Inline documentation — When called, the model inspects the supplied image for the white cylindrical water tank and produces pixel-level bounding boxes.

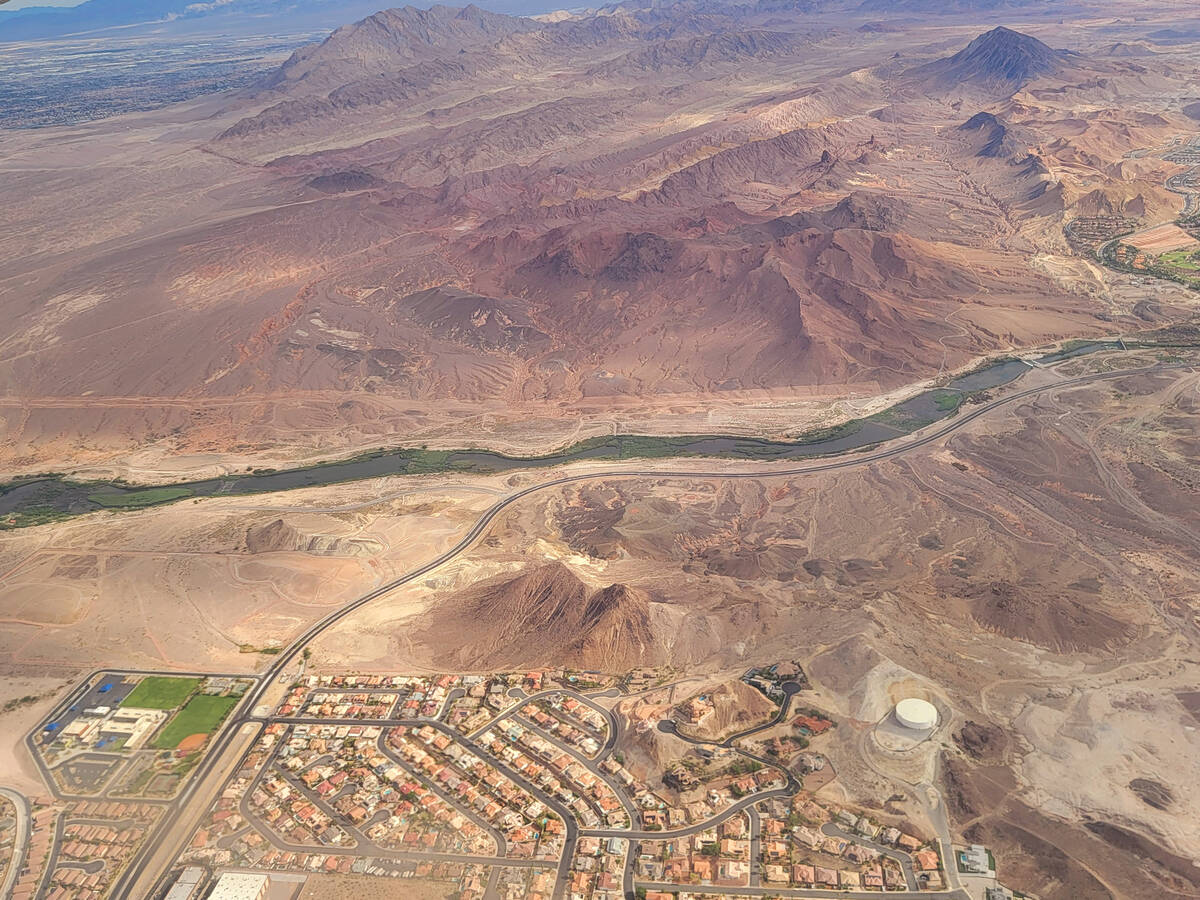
[895,698,938,731]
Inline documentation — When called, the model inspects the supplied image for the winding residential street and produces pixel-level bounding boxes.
[747,804,762,887]
[820,822,917,891]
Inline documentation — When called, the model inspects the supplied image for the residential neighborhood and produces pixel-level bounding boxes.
[159,666,1008,899]
[17,664,1030,900]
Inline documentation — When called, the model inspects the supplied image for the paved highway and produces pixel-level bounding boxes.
[0,787,31,900]
[108,359,1187,898]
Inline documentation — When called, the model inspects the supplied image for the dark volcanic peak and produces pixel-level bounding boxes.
[957,109,1038,159]
[600,232,678,281]
[959,111,1009,157]
[823,190,908,231]
[957,26,1065,79]
[911,26,1073,92]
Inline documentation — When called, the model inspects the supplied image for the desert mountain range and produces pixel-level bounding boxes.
[2,3,1197,471]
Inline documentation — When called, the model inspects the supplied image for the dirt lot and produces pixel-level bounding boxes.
[298,874,463,899]
[1124,223,1200,252]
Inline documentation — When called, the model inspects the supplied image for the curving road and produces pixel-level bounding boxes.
[0,787,31,900]
[820,822,917,890]
[110,359,1188,898]
[662,679,803,750]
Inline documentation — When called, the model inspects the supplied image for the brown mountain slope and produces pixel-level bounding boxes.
[245,518,383,557]
[2,2,1196,470]
[418,562,661,671]
[263,4,538,93]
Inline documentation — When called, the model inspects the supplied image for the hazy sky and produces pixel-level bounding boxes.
[0,0,570,14]
[2,0,88,9]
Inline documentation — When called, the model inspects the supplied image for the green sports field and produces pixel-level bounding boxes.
[120,676,202,710]
[151,695,238,749]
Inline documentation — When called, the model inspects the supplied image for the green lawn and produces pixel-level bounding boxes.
[1158,249,1200,271]
[151,695,238,749]
[88,487,194,508]
[934,391,963,412]
[121,676,201,710]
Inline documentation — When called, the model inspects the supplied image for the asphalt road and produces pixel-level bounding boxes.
[635,881,971,900]
[108,359,1187,898]
[36,813,66,899]
[921,767,964,894]
[821,822,917,890]
[0,787,31,900]
[747,803,762,887]
[581,786,794,842]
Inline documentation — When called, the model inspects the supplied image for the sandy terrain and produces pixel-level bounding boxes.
[1124,222,1200,252]
[0,674,73,796]
[298,874,463,899]
[0,480,505,673]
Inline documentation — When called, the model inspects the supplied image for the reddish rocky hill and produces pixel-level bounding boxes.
[419,562,661,670]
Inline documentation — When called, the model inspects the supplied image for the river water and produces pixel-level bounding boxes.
[1,358,1031,520]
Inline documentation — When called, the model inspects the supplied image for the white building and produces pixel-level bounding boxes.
[207,872,269,900]
[960,844,992,874]
[164,867,205,900]
[101,707,169,750]
[895,698,938,731]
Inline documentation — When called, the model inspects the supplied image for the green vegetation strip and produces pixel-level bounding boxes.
[88,487,193,508]
[151,694,237,750]
[934,392,963,411]
[1100,238,1200,290]
[4,339,1197,531]
[0,507,75,530]
[120,676,202,710]
[1159,249,1200,271]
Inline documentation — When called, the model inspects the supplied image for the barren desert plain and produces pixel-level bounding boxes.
[3,0,1200,899]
